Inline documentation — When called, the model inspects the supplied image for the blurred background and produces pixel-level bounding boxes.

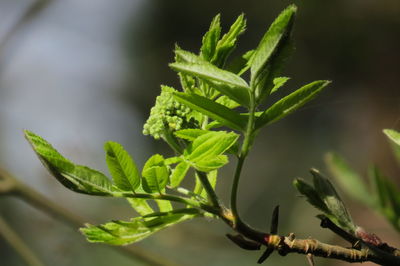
[0,0,399,265]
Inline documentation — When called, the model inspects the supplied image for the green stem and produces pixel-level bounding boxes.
[196,171,221,208]
[162,129,221,212]
[162,130,183,154]
[231,97,256,222]
[119,192,219,215]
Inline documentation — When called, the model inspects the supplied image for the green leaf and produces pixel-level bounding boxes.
[69,165,114,195]
[174,129,210,141]
[155,193,173,212]
[170,54,250,106]
[325,152,374,207]
[192,155,228,172]
[201,170,217,199]
[105,141,140,192]
[186,131,238,162]
[164,156,182,165]
[81,212,198,245]
[383,129,400,165]
[383,129,400,147]
[173,92,247,131]
[256,80,331,129]
[215,95,240,109]
[270,77,290,94]
[127,198,154,216]
[293,178,330,214]
[310,169,356,232]
[250,5,296,95]
[227,50,255,75]
[200,14,221,61]
[142,154,169,193]
[211,14,246,67]
[170,161,191,188]
[25,130,113,195]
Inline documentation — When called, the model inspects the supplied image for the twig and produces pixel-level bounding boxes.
[0,168,181,266]
[0,216,45,266]
[221,209,400,265]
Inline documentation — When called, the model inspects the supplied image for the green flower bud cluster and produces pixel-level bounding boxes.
[143,86,198,139]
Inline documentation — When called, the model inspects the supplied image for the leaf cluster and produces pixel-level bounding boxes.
[25,4,331,248]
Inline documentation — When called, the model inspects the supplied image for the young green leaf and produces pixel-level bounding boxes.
[256,80,331,129]
[215,95,240,109]
[293,178,330,214]
[186,131,238,162]
[211,14,246,67]
[383,129,400,147]
[173,92,247,131]
[310,169,356,232]
[270,77,291,94]
[142,154,169,193]
[174,129,210,141]
[170,161,190,188]
[155,193,173,212]
[170,56,250,106]
[250,5,296,92]
[192,155,228,172]
[105,141,140,192]
[69,165,114,195]
[325,152,374,208]
[127,198,154,216]
[227,50,255,76]
[25,130,113,195]
[200,14,221,61]
[81,212,198,245]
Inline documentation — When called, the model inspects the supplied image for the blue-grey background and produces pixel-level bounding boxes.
[0,1,399,265]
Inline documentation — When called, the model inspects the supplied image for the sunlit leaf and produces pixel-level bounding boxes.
[174,129,210,141]
[256,80,330,129]
[170,161,190,188]
[142,154,169,193]
[186,131,238,162]
[200,14,221,61]
[270,77,290,94]
[383,129,400,147]
[250,5,296,100]
[173,92,247,131]
[105,141,140,192]
[25,130,113,195]
[170,51,250,106]
[81,212,199,245]
[211,14,246,67]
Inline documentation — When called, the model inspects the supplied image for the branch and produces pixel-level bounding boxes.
[0,168,181,266]
[0,216,44,266]
[220,208,400,265]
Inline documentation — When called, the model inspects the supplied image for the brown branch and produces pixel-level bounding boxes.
[0,216,45,266]
[221,209,400,265]
[0,168,181,266]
